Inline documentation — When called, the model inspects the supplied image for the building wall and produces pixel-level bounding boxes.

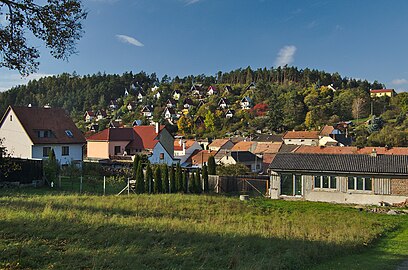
[391,179,408,196]
[159,128,174,159]
[283,138,318,146]
[87,141,110,159]
[0,109,33,159]
[108,141,130,156]
[148,142,174,166]
[269,172,408,205]
[32,144,83,165]
[209,141,234,152]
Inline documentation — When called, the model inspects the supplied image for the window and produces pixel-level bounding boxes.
[314,175,336,189]
[37,130,54,138]
[62,146,69,156]
[348,176,372,191]
[114,146,121,155]
[65,130,74,138]
[160,153,164,159]
[43,147,51,157]
[9,115,12,121]
[280,174,302,196]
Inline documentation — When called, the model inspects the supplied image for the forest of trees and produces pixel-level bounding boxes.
[1,66,408,146]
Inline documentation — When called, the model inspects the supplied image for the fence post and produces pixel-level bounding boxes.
[80,176,83,194]
[127,178,130,196]
[103,176,106,196]
[59,175,61,188]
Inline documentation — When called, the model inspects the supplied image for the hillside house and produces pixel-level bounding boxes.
[172,90,181,101]
[135,90,145,103]
[370,89,396,98]
[141,105,153,118]
[190,150,217,168]
[225,109,235,119]
[0,106,86,165]
[166,98,176,108]
[207,86,218,96]
[183,98,194,109]
[194,116,205,127]
[126,102,137,111]
[96,109,107,121]
[269,153,408,205]
[84,111,95,122]
[191,84,202,97]
[283,131,320,146]
[240,97,252,110]
[109,100,118,110]
[245,82,256,91]
[163,107,177,122]
[224,85,232,94]
[218,98,229,109]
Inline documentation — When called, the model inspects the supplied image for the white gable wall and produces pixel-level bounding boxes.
[0,109,33,158]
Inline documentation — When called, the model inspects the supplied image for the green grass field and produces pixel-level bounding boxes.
[0,189,407,269]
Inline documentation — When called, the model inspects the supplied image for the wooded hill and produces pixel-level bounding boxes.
[1,66,408,146]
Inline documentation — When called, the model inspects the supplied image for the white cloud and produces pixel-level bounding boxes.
[0,73,54,92]
[185,0,200,5]
[392,79,408,85]
[116,34,144,47]
[275,45,297,67]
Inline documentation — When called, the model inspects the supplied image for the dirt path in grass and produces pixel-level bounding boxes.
[397,260,408,270]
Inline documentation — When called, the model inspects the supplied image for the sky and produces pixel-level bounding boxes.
[2,0,408,92]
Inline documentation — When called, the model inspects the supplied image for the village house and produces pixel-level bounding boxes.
[218,98,229,109]
[191,84,202,97]
[109,100,118,110]
[127,101,137,111]
[141,105,153,118]
[225,109,235,119]
[163,107,177,123]
[240,96,252,110]
[183,98,194,109]
[370,89,396,98]
[269,152,408,205]
[166,98,176,108]
[218,151,263,172]
[283,131,320,146]
[190,150,217,168]
[207,86,218,96]
[208,138,234,152]
[173,138,202,166]
[135,90,145,103]
[194,116,205,127]
[96,109,107,121]
[0,106,86,165]
[231,141,257,152]
[86,123,175,166]
[172,90,181,101]
[224,85,232,94]
[84,111,95,122]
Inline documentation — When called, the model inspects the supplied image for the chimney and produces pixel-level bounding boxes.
[155,122,159,134]
[371,148,377,157]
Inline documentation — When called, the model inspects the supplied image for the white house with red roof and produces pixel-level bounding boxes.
[0,106,86,165]
[370,89,396,98]
[86,123,175,165]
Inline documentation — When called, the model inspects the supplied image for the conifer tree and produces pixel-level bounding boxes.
[135,160,144,193]
[189,171,197,193]
[154,166,162,193]
[162,165,169,193]
[176,163,183,192]
[169,165,176,193]
[195,170,202,194]
[132,155,141,179]
[202,164,209,193]
[145,163,153,194]
[208,156,216,175]
[182,170,188,193]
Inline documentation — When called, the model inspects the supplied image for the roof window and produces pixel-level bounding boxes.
[65,130,74,138]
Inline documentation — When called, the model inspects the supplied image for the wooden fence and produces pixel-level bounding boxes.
[0,158,43,185]
[208,175,270,196]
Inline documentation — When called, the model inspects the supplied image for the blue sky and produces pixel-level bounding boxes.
[1,0,408,91]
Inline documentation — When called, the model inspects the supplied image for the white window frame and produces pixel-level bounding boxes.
[347,176,372,192]
[314,175,337,190]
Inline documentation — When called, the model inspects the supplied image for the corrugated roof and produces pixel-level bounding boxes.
[2,106,86,145]
[294,146,408,156]
[269,153,408,176]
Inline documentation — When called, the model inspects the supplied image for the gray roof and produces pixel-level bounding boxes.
[230,151,262,162]
[269,153,408,176]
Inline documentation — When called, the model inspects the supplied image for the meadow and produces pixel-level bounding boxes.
[0,189,407,269]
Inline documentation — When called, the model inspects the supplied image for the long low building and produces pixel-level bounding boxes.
[268,153,408,205]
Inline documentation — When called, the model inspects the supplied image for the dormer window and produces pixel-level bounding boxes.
[37,130,54,138]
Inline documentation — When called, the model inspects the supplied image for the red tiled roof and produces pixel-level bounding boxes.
[370,89,395,93]
[283,131,319,139]
[174,139,197,151]
[319,125,335,136]
[209,139,231,148]
[254,142,282,154]
[231,141,256,151]
[191,150,216,165]
[87,125,165,150]
[85,111,95,116]
[2,106,86,145]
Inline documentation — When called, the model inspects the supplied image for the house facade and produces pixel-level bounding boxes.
[283,131,319,146]
[269,153,408,205]
[0,106,85,165]
[208,139,234,152]
[218,151,263,172]
[370,89,396,98]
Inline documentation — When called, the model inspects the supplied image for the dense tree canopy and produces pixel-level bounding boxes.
[0,0,87,74]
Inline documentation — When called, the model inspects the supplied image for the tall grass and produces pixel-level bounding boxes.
[0,192,406,269]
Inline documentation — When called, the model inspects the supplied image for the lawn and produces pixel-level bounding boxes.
[0,190,407,269]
